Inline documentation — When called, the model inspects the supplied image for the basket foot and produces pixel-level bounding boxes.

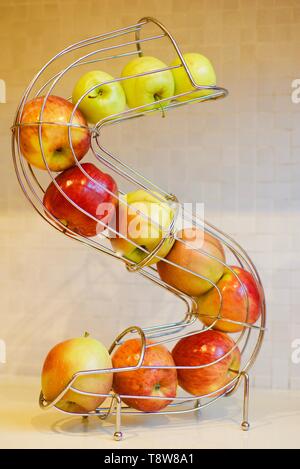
[241,421,250,431]
[114,431,123,441]
[241,372,250,431]
[114,394,123,441]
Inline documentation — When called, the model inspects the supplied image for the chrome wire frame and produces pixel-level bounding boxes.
[12,17,265,440]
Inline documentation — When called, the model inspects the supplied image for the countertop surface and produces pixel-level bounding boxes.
[0,375,299,449]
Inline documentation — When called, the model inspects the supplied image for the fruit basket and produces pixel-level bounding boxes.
[11,17,266,441]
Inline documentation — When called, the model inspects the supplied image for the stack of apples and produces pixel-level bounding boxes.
[19,51,262,413]
[41,248,262,413]
[40,221,261,413]
[19,52,217,239]
[41,329,241,413]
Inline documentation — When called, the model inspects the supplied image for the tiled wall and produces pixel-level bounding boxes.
[0,0,300,389]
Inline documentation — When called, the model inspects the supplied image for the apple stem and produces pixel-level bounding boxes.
[88,89,103,99]
[83,331,90,338]
[154,94,165,118]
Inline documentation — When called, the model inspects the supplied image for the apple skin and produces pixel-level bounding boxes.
[170,52,216,102]
[72,70,126,124]
[157,227,225,296]
[43,162,118,237]
[112,338,177,412]
[172,330,240,397]
[41,335,113,413]
[19,95,90,171]
[121,56,175,110]
[110,189,175,265]
[197,266,262,333]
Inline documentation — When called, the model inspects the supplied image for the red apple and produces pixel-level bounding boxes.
[41,334,113,413]
[43,162,118,237]
[19,95,91,171]
[157,227,225,296]
[197,266,262,333]
[112,338,177,412]
[172,330,240,397]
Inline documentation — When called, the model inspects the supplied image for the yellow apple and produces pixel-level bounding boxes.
[72,70,126,124]
[121,56,174,110]
[170,52,216,102]
[110,189,175,265]
[41,334,113,413]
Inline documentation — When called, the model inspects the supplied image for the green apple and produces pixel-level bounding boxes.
[170,52,216,102]
[72,70,126,124]
[121,56,175,110]
[110,189,175,265]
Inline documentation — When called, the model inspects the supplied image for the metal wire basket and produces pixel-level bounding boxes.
[11,16,266,441]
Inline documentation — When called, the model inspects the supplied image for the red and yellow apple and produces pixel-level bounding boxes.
[110,189,175,265]
[112,338,177,412]
[197,266,262,333]
[41,334,113,413]
[170,52,216,102]
[43,162,118,237]
[157,227,225,296]
[19,95,90,171]
[172,330,240,397]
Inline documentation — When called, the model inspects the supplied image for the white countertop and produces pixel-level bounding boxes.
[0,375,299,449]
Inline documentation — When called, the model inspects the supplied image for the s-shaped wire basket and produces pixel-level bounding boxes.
[11,17,266,441]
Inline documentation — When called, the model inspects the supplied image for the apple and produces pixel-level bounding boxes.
[121,56,174,110]
[110,189,175,265]
[172,330,241,397]
[157,227,225,296]
[197,266,262,333]
[112,338,177,412]
[170,52,216,102]
[72,70,126,124]
[43,162,118,237]
[19,95,90,171]
[41,334,113,413]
